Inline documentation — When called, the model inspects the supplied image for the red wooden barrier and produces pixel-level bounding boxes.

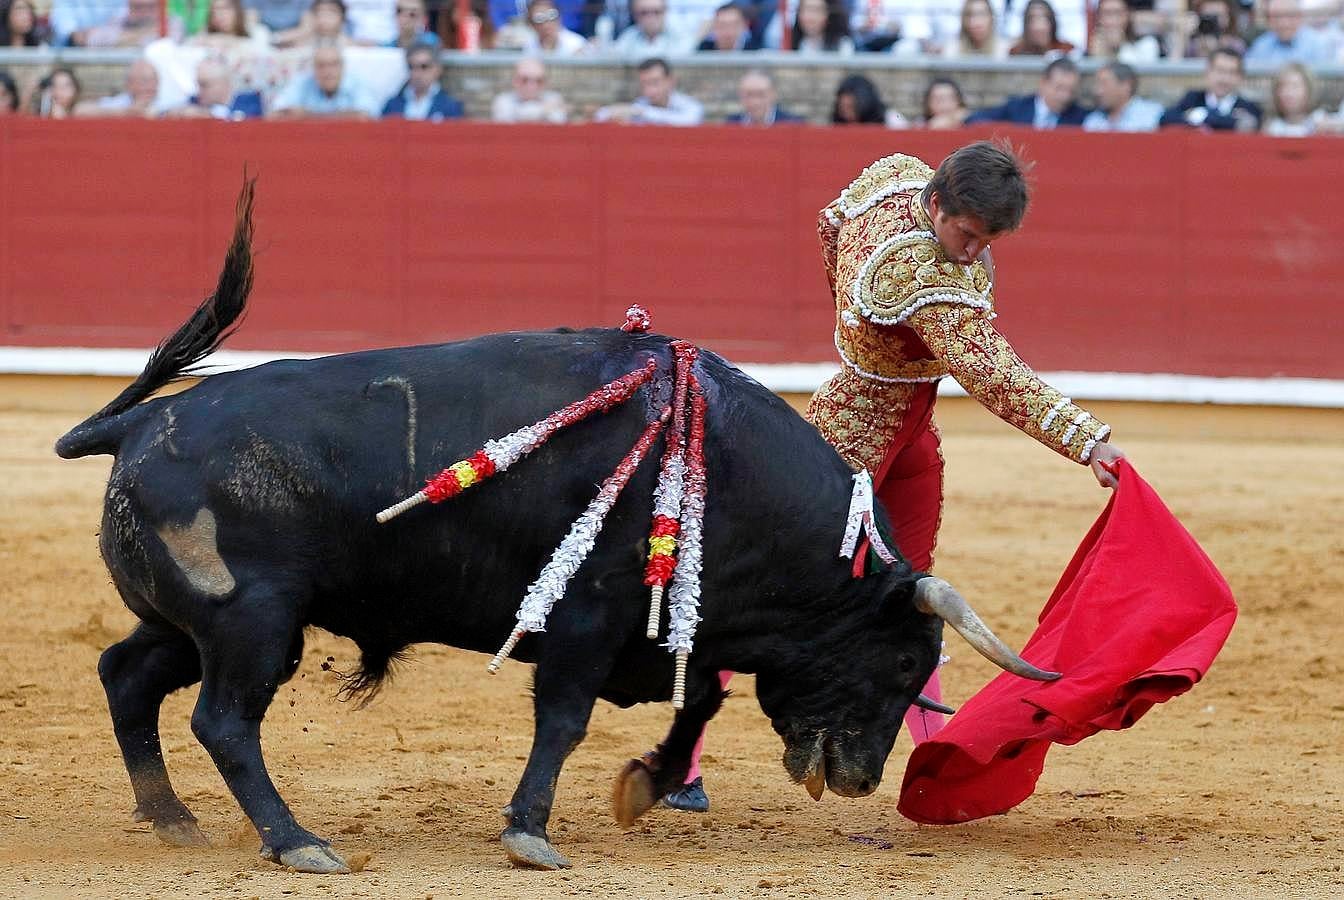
[1,118,1341,378]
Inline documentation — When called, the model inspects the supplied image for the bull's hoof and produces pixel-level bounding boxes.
[501,829,571,870]
[152,818,211,848]
[267,844,352,874]
[612,757,658,827]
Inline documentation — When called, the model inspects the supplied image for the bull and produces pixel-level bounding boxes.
[56,180,1056,873]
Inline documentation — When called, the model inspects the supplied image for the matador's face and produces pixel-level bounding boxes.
[926,192,1007,266]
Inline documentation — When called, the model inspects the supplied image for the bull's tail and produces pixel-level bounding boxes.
[55,175,257,460]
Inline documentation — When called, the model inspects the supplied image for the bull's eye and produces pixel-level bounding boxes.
[895,653,917,675]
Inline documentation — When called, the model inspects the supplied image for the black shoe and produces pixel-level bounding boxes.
[662,776,709,812]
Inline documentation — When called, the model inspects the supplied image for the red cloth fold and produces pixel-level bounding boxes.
[897,460,1237,825]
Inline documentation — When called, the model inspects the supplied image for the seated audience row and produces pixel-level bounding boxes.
[6,0,1344,67]
[2,47,1343,138]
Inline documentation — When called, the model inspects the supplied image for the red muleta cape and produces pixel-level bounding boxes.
[897,460,1237,825]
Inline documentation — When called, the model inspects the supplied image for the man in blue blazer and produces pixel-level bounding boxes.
[381,45,464,122]
[966,57,1089,129]
[724,70,805,126]
[1159,48,1262,132]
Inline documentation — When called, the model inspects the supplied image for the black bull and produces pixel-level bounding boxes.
[57,181,1052,873]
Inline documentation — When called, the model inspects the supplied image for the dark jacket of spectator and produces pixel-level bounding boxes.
[381,88,464,120]
[1159,90,1261,130]
[186,90,265,119]
[724,106,805,124]
[966,93,1088,126]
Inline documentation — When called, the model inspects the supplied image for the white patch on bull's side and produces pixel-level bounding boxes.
[157,508,236,598]
[367,376,417,489]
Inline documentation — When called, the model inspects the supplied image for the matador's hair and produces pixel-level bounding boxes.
[922,139,1033,235]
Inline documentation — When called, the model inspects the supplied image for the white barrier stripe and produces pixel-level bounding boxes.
[6,348,1344,409]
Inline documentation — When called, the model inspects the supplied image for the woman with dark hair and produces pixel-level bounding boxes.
[921,77,968,129]
[0,70,19,113]
[831,74,886,124]
[436,0,496,49]
[1009,0,1074,55]
[1182,0,1246,59]
[32,66,80,118]
[1,0,51,46]
[787,0,853,54]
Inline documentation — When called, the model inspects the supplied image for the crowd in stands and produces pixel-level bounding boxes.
[1,0,1343,135]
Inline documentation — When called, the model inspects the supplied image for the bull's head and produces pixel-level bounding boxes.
[753,573,1056,801]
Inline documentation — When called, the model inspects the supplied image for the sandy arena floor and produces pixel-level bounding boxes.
[0,375,1341,899]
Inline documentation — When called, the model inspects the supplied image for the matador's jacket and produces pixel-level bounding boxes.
[805,152,1112,477]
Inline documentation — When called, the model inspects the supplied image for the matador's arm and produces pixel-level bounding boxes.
[908,303,1112,464]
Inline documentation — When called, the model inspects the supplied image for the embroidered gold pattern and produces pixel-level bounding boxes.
[810,151,1110,467]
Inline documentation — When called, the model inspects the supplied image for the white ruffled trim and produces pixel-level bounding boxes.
[1080,424,1112,463]
[837,179,929,221]
[849,231,990,327]
[833,331,945,384]
[1040,397,1071,432]
[823,205,842,228]
[1061,411,1093,446]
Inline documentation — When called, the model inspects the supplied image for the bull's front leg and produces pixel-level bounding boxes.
[612,672,726,826]
[500,630,614,870]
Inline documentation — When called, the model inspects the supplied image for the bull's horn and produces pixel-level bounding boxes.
[913,577,1061,681]
[913,693,956,716]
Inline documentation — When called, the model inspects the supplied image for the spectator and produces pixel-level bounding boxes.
[1082,61,1162,131]
[1262,61,1331,136]
[1009,0,1074,56]
[850,0,949,54]
[381,43,463,119]
[725,69,803,125]
[436,0,496,49]
[920,76,968,129]
[781,0,853,54]
[491,56,568,122]
[593,56,703,125]
[1182,0,1246,59]
[966,55,1087,127]
[943,0,1005,59]
[388,0,441,49]
[1245,0,1332,65]
[697,3,760,50]
[609,0,693,57]
[831,73,905,127]
[75,57,162,116]
[0,70,19,113]
[188,0,276,97]
[2,0,51,46]
[522,0,588,53]
[245,0,309,34]
[1087,0,1161,63]
[50,0,115,46]
[270,41,380,117]
[274,0,354,48]
[1160,47,1261,131]
[30,66,80,117]
[163,56,265,118]
[78,0,184,47]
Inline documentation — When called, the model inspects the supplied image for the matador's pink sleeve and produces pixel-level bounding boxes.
[907,303,1112,464]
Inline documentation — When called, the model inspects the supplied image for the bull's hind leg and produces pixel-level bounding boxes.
[189,594,349,875]
[612,673,726,826]
[99,620,207,847]
[501,628,621,870]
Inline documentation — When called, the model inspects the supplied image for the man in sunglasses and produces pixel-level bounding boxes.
[521,0,588,54]
[380,44,465,121]
[610,0,695,56]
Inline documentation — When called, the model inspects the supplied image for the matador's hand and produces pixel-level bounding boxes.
[1089,442,1125,489]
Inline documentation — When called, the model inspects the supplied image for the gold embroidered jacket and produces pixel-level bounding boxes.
[808,153,1111,473]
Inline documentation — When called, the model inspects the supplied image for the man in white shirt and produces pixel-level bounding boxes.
[491,57,569,123]
[608,0,695,57]
[1082,62,1163,132]
[594,56,703,125]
